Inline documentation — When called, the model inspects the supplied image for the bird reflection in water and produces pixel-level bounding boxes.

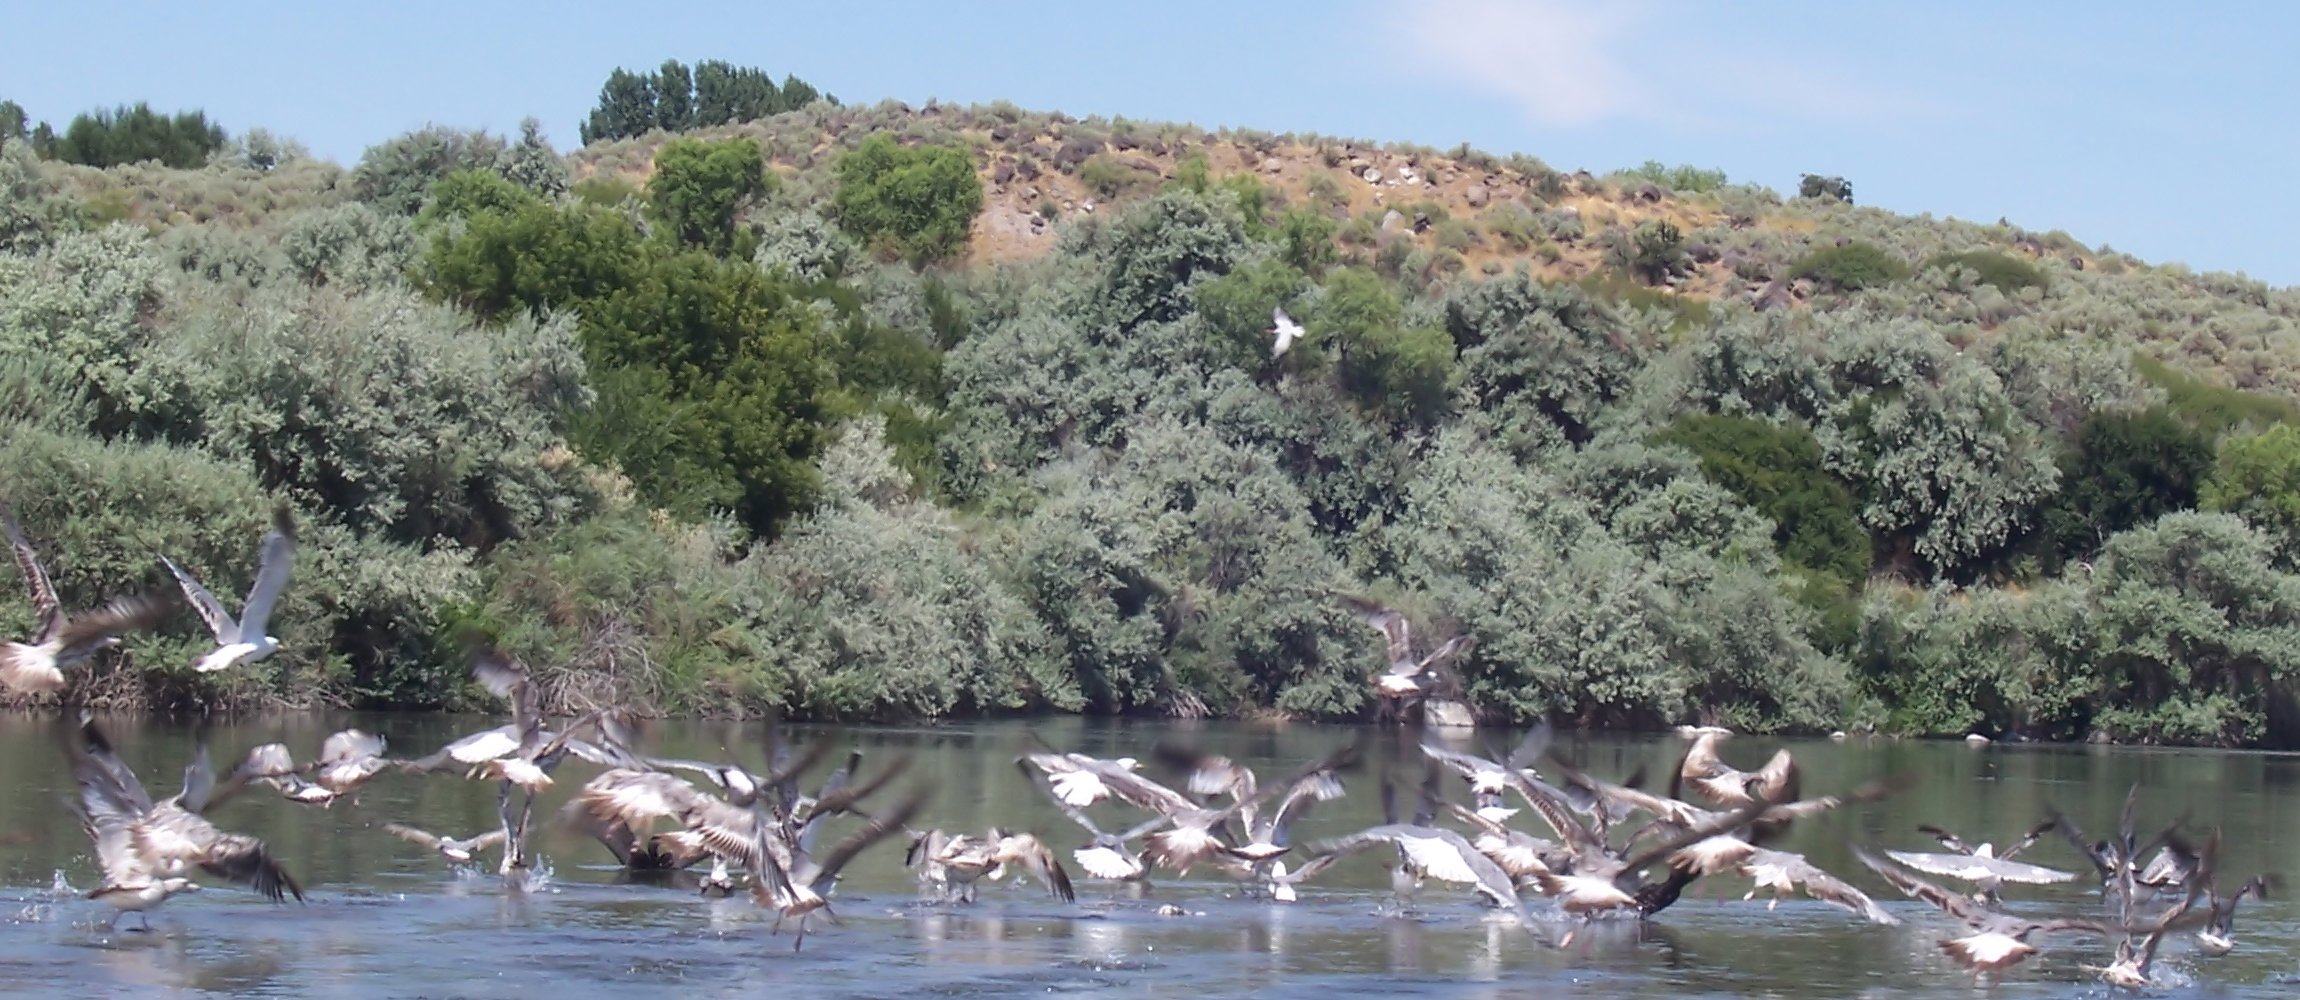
[91,934,286,994]
[1383,913,1426,973]
[1072,916,1129,966]
[912,909,1033,967]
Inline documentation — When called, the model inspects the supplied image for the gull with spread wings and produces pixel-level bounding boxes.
[1855,847,2107,976]
[3,502,173,693]
[67,716,304,928]
[1340,596,1474,719]
[160,504,297,673]
[383,823,509,865]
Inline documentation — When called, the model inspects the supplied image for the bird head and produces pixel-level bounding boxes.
[1115,757,1140,771]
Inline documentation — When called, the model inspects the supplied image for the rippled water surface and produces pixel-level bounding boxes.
[2,714,2295,998]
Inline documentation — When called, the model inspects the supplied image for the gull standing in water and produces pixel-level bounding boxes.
[160,504,297,674]
[2,503,174,694]
[918,830,1075,903]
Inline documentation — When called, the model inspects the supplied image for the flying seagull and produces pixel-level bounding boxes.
[2,503,174,693]
[1270,307,1306,358]
[161,504,297,673]
[1341,596,1474,715]
[67,716,305,929]
[383,823,509,865]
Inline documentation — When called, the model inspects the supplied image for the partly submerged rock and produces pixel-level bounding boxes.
[1423,699,1476,728]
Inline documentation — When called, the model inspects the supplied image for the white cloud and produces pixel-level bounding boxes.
[1394,0,1919,129]
[1396,0,1646,126]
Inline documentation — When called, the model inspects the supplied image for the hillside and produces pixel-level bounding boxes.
[4,96,2300,747]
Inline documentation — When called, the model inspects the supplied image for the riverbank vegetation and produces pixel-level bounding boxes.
[5,86,2300,745]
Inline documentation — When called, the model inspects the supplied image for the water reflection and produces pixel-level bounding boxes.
[0,713,2293,998]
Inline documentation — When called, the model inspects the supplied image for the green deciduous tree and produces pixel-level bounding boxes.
[831,135,983,262]
[1654,414,1868,583]
[2039,406,2214,565]
[1317,268,1454,424]
[646,137,770,256]
[2203,424,2300,571]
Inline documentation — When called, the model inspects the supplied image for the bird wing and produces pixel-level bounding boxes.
[439,725,522,765]
[1997,818,2059,861]
[1262,770,1344,846]
[383,823,448,851]
[70,716,154,814]
[468,643,528,700]
[570,768,708,834]
[51,593,174,663]
[1418,634,1475,673]
[196,829,304,903]
[1090,761,1200,816]
[1340,596,1415,670]
[319,729,385,765]
[1004,835,1076,903]
[235,505,297,640]
[175,741,218,814]
[159,555,238,643]
[1746,849,1900,925]
[1417,739,1503,785]
[800,783,928,893]
[1884,850,2075,885]
[1749,748,1800,804]
[1855,846,1992,926]
[3,505,62,643]
[1012,759,1111,837]
[76,769,154,887]
[1272,306,1300,334]
[1916,824,1973,855]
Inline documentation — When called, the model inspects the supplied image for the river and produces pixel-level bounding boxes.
[0,713,2292,998]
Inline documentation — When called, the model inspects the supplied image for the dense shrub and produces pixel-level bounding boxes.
[1791,241,1908,291]
[2203,424,2300,570]
[1654,414,1868,583]
[2135,356,2298,435]
[830,135,983,262]
[2036,407,2214,566]
[1930,249,2046,294]
[646,137,770,256]
[1618,161,1727,194]
[353,126,508,216]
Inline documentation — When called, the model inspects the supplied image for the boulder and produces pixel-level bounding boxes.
[1464,184,1490,208]
[1423,700,1477,728]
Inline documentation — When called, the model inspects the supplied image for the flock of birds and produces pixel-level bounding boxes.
[1,503,2286,989]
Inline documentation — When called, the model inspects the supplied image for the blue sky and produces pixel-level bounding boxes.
[5,1,2295,284]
